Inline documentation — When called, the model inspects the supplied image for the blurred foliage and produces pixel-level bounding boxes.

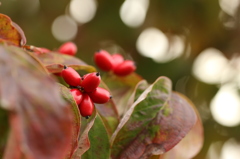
[1,0,240,158]
[0,108,8,158]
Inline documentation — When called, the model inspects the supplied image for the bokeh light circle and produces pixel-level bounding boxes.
[69,0,97,24]
[192,48,229,84]
[219,0,240,16]
[221,138,240,159]
[136,27,169,59]
[120,0,148,28]
[154,35,185,63]
[210,84,240,127]
[51,15,78,41]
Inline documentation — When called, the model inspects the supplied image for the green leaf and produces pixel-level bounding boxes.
[82,113,110,159]
[110,76,172,158]
[34,52,96,73]
[72,109,97,159]
[111,77,197,159]
[95,101,119,135]
[59,84,81,158]
[0,13,26,46]
[126,80,149,113]
[93,72,142,135]
[132,80,149,102]
[160,92,204,159]
[0,44,73,159]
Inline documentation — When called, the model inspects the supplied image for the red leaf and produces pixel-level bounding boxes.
[0,14,26,46]
[160,92,204,159]
[0,45,73,159]
[151,92,197,152]
[59,84,81,158]
[3,115,22,159]
[34,52,96,73]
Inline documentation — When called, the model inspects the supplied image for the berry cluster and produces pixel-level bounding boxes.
[94,50,136,76]
[61,66,112,119]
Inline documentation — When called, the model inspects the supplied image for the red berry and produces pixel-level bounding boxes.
[61,66,82,86]
[70,89,83,105]
[113,60,136,76]
[58,42,77,56]
[78,94,94,118]
[89,87,112,104]
[94,50,114,71]
[112,53,124,68]
[81,72,101,92]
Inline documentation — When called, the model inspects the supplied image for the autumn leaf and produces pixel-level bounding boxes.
[111,77,197,159]
[159,92,204,159]
[2,127,22,159]
[102,72,142,116]
[0,13,26,46]
[0,44,73,159]
[59,84,81,158]
[110,76,172,158]
[34,52,96,73]
[3,113,23,159]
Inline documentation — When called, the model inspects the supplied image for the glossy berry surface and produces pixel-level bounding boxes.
[89,87,111,104]
[94,50,114,71]
[70,89,83,105]
[113,60,136,76]
[81,72,101,92]
[79,94,94,118]
[112,53,124,68]
[58,42,77,56]
[61,66,82,86]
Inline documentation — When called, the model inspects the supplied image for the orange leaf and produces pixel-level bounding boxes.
[0,13,26,46]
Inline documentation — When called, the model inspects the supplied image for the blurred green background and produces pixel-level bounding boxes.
[1,0,240,158]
